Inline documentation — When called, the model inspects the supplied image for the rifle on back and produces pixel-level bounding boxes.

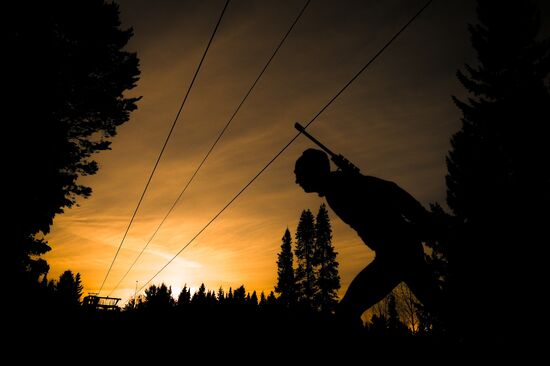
[295,122,361,175]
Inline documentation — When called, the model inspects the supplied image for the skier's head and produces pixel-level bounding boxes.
[294,149,330,194]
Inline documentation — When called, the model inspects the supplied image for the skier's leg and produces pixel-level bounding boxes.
[336,257,402,330]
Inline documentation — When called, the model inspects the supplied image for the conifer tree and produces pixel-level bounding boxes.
[294,210,317,308]
[275,229,296,308]
[227,287,234,304]
[259,292,267,307]
[266,291,277,307]
[56,270,83,308]
[177,285,191,307]
[217,287,225,305]
[206,290,217,307]
[313,204,340,313]
[144,283,174,310]
[250,291,259,307]
[233,285,246,305]
[191,283,207,305]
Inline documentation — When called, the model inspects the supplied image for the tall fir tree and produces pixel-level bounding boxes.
[217,287,225,305]
[143,283,175,311]
[266,291,278,307]
[294,210,317,309]
[259,292,267,307]
[250,291,259,307]
[446,0,549,339]
[191,283,207,305]
[227,287,234,304]
[177,285,191,307]
[275,229,296,308]
[56,270,83,308]
[233,285,247,305]
[313,204,340,313]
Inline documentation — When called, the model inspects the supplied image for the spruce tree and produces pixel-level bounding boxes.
[74,273,84,302]
[206,290,217,307]
[294,210,317,309]
[275,229,296,308]
[233,285,247,305]
[446,0,549,339]
[250,291,259,307]
[177,285,191,308]
[143,283,175,310]
[259,292,267,307]
[313,204,340,313]
[217,287,225,305]
[266,291,277,307]
[191,283,207,306]
[56,270,83,308]
[227,287,234,304]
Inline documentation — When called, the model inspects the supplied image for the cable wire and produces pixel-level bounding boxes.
[97,0,231,295]
[137,0,434,293]
[107,0,311,296]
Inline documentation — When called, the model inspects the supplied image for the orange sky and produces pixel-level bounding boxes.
[44,0,485,303]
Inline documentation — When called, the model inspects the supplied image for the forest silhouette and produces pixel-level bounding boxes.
[6,0,549,353]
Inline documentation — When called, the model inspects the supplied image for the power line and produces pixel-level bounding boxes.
[97,0,231,295]
[137,0,434,294]
[107,0,311,297]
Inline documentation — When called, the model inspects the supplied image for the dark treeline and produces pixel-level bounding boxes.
[6,0,549,354]
[20,205,440,354]
[125,283,276,313]
[116,204,423,343]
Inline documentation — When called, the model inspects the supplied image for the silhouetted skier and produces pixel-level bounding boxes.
[294,148,440,329]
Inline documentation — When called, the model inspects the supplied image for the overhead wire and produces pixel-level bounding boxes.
[97,0,231,295]
[136,0,434,293]
[107,0,311,296]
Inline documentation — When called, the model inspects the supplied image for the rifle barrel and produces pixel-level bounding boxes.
[294,122,336,157]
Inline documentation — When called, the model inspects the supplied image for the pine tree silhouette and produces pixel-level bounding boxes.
[143,283,175,311]
[177,285,191,308]
[266,291,277,306]
[56,270,83,309]
[275,228,296,308]
[227,287,234,304]
[295,210,317,309]
[259,292,267,307]
[191,283,207,306]
[250,291,259,307]
[217,287,225,305]
[313,204,340,313]
[233,285,247,305]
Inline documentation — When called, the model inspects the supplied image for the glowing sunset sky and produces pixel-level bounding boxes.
[44,0,531,303]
